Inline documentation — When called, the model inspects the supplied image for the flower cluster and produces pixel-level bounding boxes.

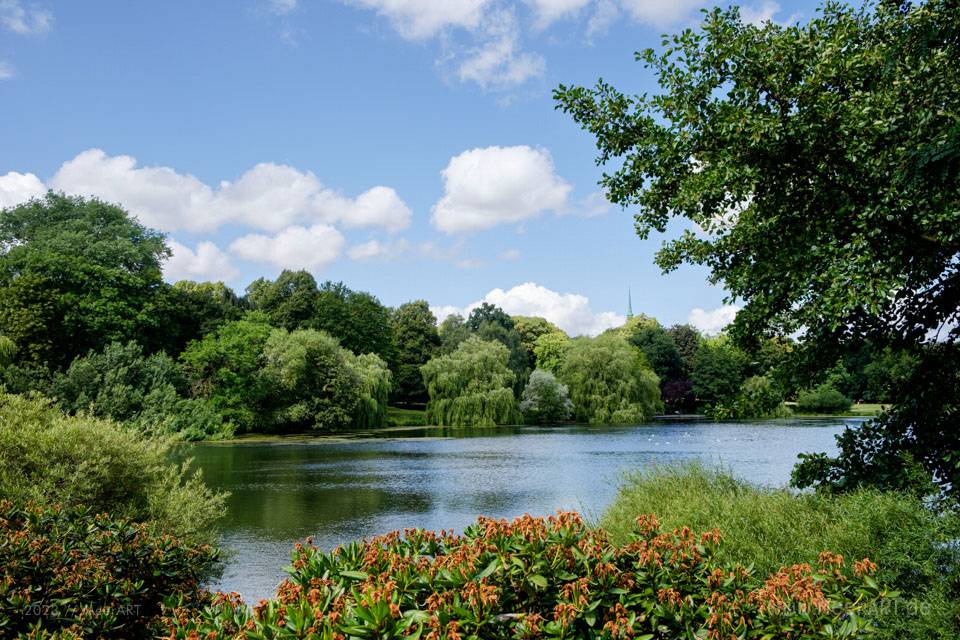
[163,511,887,639]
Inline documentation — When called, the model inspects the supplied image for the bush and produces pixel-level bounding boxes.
[0,500,218,639]
[559,335,661,424]
[421,336,521,426]
[0,392,226,545]
[796,383,853,414]
[163,511,888,639]
[600,463,960,640]
[520,368,573,424]
[709,375,790,420]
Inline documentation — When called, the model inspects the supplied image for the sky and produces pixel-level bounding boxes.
[0,0,822,336]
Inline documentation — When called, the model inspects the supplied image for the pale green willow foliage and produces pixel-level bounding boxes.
[559,335,661,424]
[421,336,521,427]
[520,368,573,424]
[532,331,571,375]
[350,352,392,429]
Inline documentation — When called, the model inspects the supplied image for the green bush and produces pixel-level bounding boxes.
[559,335,661,424]
[600,463,960,640]
[520,368,573,424]
[421,336,521,427]
[709,375,790,420]
[797,383,853,414]
[0,392,226,546]
[163,511,888,639]
[0,500,218,639]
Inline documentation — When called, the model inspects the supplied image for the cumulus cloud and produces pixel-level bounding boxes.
[41,149,410,233]
[432,145,571,233]
[346,238,412,261]
[527,0,592,27]
[457,9,545,88]
[0,0,52,35]
[0,170,45,208]
[230,224,345,271]
[434,282,624,336]
[688,304,740,335]
[346,0,491,39]
[165,240,238,282]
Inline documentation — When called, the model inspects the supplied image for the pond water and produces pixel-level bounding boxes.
[188,418,860,602]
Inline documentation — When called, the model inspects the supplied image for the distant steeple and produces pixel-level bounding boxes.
[627,288,634,319]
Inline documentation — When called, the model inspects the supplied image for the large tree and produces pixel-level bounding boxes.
[0,193,167,368]
[556,0,960,496]
[390,301,440,405]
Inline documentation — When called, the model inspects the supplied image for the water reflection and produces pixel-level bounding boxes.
[187,418,858,601]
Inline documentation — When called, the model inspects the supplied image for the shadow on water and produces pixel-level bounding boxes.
[184,417,861,601]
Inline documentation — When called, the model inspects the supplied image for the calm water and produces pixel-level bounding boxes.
[188,418,859,601]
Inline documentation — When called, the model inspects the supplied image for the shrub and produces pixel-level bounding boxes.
[520,368,573,424]
[163,511,888,639]
[796,383,853,414]
[600,463,960,640]
[709,375,790,420]
[421,336,521,426]
[559,335,661,424]
[0,392,226,545]
[0,500,218,639]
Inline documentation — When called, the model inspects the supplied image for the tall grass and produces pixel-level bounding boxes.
[600,463,960,640]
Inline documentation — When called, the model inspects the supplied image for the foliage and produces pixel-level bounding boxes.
[474,319,530,396]
[349,352,393,430]
[862,347,919,404]
[315,280,396,366]
[689,337,747,410]
[796,383,853,414]
[0,335,17,367]
[0,193,167,368]
[513,316,565,369]
[666,324,701,374]
[533,331,572,375]
[0,392,226,545]
[559,336,661,424]
[421,336,520,427]
[180,315,274,433]
[626,323,684,384]
[0,500,218,639]
[390,301,440,405]
[710,376,789,420]
[50,341,231,440]
[163,510,888,640]
[387,407,427,427]
[438,314,472,354]
[555,0,960,495]
[140,280,245,356]
[520,368,573,424]
[246,270,320,332]
[601,464,960,640]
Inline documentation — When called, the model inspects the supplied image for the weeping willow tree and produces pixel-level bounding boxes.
[420,336,521,427]
[349,352,392,429]
[559,335,662,424]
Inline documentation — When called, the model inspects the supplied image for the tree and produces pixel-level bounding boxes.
[556,0,960,495]
[559,335,661,424]
[667,325,702,375]
[246,270,319,331]
[349,352,392,429]
[438,314,472,354]
[390,301,440,405]
[533,331,572,375]
[0,193,167,368]
[141,280,245,356]
[314,281,396,365]
[627,323,685,384]
[420,336,520,427]
[520,369,573,424]
[513,316,564,369]
[690,337,748,410]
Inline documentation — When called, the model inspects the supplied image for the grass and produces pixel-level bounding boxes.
[600,463,960,640]
[847,402,890,416]
[387,406,428,426]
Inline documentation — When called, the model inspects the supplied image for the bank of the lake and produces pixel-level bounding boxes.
[187,417,857,601]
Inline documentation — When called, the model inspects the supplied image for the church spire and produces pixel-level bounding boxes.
[627,288,634,319]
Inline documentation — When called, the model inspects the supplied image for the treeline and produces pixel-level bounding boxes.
[0,194,913,438]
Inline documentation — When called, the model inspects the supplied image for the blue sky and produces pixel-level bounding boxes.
[0,0,821,335]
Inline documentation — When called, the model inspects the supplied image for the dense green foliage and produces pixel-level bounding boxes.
[797,384,854,415]
[710,375,791,420]
[421,336,520,427]
[520,368,573,424]
[555,0,960,496]
[514,315,564,369]
[0,392,225,545]
[559,336,661,424]
[164,510,888,639]
[601,464,960,640]
[0,500,218,639]
[390,301,440,405]
[533,331,571,375]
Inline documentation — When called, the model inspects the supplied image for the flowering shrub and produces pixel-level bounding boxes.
[163,511,888,639]
[0,500,218,639]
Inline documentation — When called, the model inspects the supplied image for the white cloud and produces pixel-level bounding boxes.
[688,304,740,335]
[165,240,238,282]
[527,0,592,28]
[740,2,779,25]
[434,282,624,336]
[0,60,14,79]
[457,9,544,88]
[346,0,491,39]
[346,238,411,261]
[0,170,45,208]
[266,0,299,15]
[432,145,571,233]
[498,248,521,260]
[230,224,345,271]
[616,0,702,28]
[0,0,52,35]
[45,149,410,233]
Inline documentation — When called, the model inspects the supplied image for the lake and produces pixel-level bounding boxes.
[188,418,858,602]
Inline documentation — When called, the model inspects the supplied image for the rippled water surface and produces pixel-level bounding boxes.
[188,418,859,601]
